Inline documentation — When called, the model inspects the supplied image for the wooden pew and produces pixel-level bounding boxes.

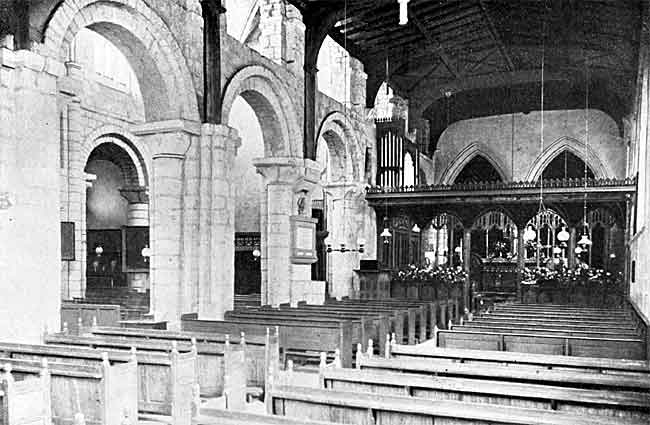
[0,341,195,425]
[321,300,435,342]
[476,312,634,325]
[357,351,650,392]
[466,318,640,333]
[451,324,640,339]
[495,303,630,313]
[435,328,647,359]
[267,384,646,425]
[0,363,52,425]
[182,319,355,368]
[285,304,406,346]
[331,298,456,334]
[389,343,650,375]
[243,307,389,352]
[320,363,650,421]
[197,409,341,425]
[0,355,137,425]
[75,326,270,396]
[60,302,121,334]
[224,309,381,353]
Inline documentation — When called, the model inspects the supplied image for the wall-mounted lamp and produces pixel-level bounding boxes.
[95,245,104,256]
[327,238,365,254]
[252,248,261,260]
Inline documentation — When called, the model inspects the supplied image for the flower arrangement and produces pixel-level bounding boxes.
[522,264,623,287]
[393,264,467,286]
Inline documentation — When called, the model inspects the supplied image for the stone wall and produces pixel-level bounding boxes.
[0,41,63,342]
[433,109,624,184]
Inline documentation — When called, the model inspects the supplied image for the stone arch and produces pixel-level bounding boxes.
[316,111,361,183]
[43,0,199,122]
[222,65,300,157]
[440,143,507,185]
[81,125,149,187]
[526,137,609,181]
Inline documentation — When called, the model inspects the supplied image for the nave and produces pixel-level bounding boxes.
[0,300,648,425]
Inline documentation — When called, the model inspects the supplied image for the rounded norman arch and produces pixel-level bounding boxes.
[82,125,149,187]
[316,111,362,183]
[222,65,301,157]
[440,143,508,185]
[526,137,609,181]
[43,0,199,122]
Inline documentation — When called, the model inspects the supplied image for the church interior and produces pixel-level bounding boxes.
[1,0,650,424]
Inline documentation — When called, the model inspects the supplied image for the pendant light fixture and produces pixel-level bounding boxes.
[534,17,548,269]
[579,57,592,248]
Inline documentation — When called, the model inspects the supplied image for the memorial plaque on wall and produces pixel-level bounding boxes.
[61,222,75,261]
[290,215,318,264]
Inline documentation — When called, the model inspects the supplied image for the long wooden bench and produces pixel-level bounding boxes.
[493,304,630,314]
[182,319,355,368]
[75,326,271,396]
[389,343,650,375]
[224,309,386,353]
[0,363,52,425]
[289,303,416,344]
[319,366,650,421]
[0,341,195,425]
[267,384,646,425]
[0,355,137,425]
[435,328,647,359]
[198,409,341,425]
[466,318,640,333]
[356,351,650,392]
[60,302,121,334]
[476,312,635,325]
[330,298,458,333]
[451,324,641,339]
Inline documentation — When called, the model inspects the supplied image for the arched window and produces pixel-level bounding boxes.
[542,151,594,180]
[454,156,502,184]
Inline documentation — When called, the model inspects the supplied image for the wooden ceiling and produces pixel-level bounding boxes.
[289,0,642,131]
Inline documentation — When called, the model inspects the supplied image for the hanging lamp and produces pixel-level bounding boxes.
[534,18,549,269]
[579,56,592,248]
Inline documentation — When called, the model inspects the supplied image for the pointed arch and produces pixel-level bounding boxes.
[526,137,609,181]
[440,144,507,185]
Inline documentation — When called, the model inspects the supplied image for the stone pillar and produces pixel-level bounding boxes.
[196,124,241,319]
[0,42,64,342]
[120,186,150,226]
[324,183,360,299]
[517,228,525,302]
[568,227,577,268]
[255,158,321,306]
[132,120,196,328]
[462,229,472,310]
[58,61,86,300]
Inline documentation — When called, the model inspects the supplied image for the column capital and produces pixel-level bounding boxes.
[201,123,241,152]
[253,157,322,188]
[58,61,84,97]
[132,119,200,159]
[119,185,149,204]
[323,182,363,200]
